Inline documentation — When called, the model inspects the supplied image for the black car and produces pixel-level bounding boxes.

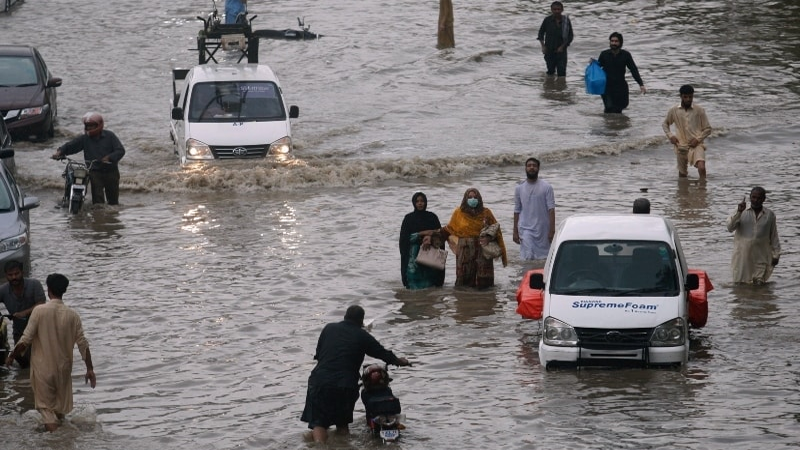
[0,45,62,142]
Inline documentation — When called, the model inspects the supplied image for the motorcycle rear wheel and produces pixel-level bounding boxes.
[70,198,83,214]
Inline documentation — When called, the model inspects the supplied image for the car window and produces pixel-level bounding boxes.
[550,240,679,295]
[188,81,284,122]
[0,170,15,212]
[0,119,10,150]
[0,56,38,87]
[33,48,49,80]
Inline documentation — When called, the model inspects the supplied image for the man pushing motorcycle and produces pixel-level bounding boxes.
[51,112,125,205]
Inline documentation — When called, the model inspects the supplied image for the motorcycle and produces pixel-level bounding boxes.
[55,157,94,214]
[360,363,405,443]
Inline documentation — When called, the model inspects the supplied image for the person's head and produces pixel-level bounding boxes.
[525,157,541,181]
[46,273,69,299]
[550,1,564,16]
[82,112,104,138]
[460,188,484,213]
[4,260,24,286]
[344,305,365,327]
[609,32,623,50]
[412,192,428,212]
[633,198,651,214]
[679,84,695,108]
[749,186,767,211]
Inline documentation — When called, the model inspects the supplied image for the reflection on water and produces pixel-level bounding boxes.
[449,288,498,325]
[602,113,632,132]
[729,283,782,326]
[664,178,711,226]
[393,288,446,323]
[541,76,574,104]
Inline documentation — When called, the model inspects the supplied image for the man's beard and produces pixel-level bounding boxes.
[526,172,539,181]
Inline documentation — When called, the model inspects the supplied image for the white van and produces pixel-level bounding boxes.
[517,214,711,369]
[169,64,299,165]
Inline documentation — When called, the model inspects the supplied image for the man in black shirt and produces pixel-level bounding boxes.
[301,305,410,443]
[0,260,45,368]
[52,112,126,205]
[597,32,646,113]
[537,1,574,77]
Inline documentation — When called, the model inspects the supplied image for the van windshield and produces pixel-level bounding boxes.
[188,81,285,122]
[550,241,679,296]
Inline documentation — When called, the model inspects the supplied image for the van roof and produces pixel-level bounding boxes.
[558,214,675,242]
[188,64,280,83]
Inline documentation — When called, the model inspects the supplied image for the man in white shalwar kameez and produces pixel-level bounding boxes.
[5,273,96,432]
[513,157,556,261]
[725,187,781,284]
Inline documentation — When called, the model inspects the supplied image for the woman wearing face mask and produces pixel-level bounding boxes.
[441,188,507,289]
[399,192,445,289]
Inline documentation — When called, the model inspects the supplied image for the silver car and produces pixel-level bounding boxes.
[0,122,40,277]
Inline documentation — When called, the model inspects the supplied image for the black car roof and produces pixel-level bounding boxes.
[0,45,36,57]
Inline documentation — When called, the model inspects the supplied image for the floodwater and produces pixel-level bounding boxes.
[1,0,799,448]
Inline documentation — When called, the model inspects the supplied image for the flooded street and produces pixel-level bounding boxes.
[1,0,800,448]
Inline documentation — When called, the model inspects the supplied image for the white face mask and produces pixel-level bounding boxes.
[467,198,479,208]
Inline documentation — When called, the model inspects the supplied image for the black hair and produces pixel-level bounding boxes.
[525,157,541,167]
[609,32,623,47]
[633,198,651,214]
[46,273,70,298]
[3,260,23,274]
[679,85,694,95]
[551,1,564,8]
[344,305,365,326]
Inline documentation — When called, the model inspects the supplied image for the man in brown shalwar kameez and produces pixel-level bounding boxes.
[5,273,96,432]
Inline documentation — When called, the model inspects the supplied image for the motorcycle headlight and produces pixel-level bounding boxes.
[268,136,292,155]
[186,139,214,159]
[0,232,28,253]
[650,318,685,347]
[542,316,578,347]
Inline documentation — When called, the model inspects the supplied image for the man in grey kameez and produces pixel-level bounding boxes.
[725,187,781,284]
[4,273,96,432]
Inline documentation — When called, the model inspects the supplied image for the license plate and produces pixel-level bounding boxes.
[379,429,400,441]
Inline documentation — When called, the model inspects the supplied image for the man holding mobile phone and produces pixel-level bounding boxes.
[725,187,781,284]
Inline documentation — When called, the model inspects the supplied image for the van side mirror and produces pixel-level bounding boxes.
[685,273,699,291]
[529,273,545,290]
[172,107,184,121]
[289,105,299,119]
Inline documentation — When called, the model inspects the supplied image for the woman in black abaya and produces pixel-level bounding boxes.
[399,192,445,289]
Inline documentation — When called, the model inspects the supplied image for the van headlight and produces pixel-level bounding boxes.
[187,139,213,159]
[0,232,28,252]
[650,318,685,347]
[542,317,578,347]
[268,136,292,155]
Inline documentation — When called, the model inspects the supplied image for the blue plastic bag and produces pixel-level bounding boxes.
[585,60,606,95]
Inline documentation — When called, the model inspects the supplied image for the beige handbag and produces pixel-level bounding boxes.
[415,246,448,270]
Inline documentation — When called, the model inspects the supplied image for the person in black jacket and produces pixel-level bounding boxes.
[537,1,574,77]
[52,112,125,205]
[301,306,411,443]
[597,32,646,113]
